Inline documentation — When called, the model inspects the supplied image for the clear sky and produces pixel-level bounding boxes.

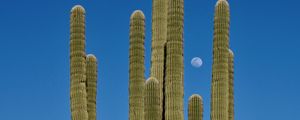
[0,0,299,120]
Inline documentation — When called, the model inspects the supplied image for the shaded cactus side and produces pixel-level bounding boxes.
[144,77,160,120]
[188,94,203,120]
[150,0,168,118]
[210,0,230,120]
[228,49,234,120]
[164,0,184,119]
[70,5,88,120]
[129,10,146,120]
[86,54,98,120]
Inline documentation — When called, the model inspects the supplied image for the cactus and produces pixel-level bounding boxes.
[144,77,160,120]
[164,0,184,119]
[70,5,88,120]
[228,49,234,120]
[129,10,145,120]
[210,0,230,120]
[86,54,98,120]
[188,94,203,120]
[150,0,168,118]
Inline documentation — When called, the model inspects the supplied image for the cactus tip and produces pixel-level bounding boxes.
[216,0,229,7]
[130,10,145,19]
[87,54,97,62]
[71,5,86,13]
[229,49,234,56]
[146,77,159,84]
[189,94,203,101]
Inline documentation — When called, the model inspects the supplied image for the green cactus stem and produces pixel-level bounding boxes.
[228,49,234,120]
[188,94,203,120]
[144,77,160,120]
[210,0,230,120]
[150,0,168,117]
[86,54,98,120]
[164,0,184,119]
[70,5,88,120]
[129,10,145,120]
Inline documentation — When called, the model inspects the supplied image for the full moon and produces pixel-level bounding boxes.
[191,57,203,68]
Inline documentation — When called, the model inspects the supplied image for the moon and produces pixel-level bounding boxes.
[191,57,203,68]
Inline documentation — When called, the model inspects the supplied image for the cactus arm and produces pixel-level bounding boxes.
[210,0,230,120]
[144,77,160,120]
[228,49,234,120]
[70,5,88,120]
[188,94,203,120]
[164,0,184,119]
[86,54,98,120]
[129,10,146,120]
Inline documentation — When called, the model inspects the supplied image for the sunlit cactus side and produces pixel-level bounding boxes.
[70,5,88,120]
[228,49,234,120]
[144,77,160,120]
[150,0,168,117]
[164,0,184,119]
[129,10,145,120]
[188,94,203,120]
[210,0,230,120]
[86,54,98,120]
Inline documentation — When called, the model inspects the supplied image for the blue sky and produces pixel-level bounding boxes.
[0,0,299,120]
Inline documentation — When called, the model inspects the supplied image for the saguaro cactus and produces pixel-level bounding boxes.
[210,0,230,120]
[144,77,160,120]
[150,0,168,118]
[70,5,88,120]
[86,54,98,120]
[164,0,184,119]
[129,10,145,120]
[228,49,234,120]
[188,94,203,120]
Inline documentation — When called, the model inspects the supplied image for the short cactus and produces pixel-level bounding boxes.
[129,10,146,120]
[164,0,184,119]
[210,0,230,120]
[70,5,88,120]
[228,49,234,120]
[188,94,203,120]
[144,77,160,120]
[150,0,168,118]
[86,54,98,120]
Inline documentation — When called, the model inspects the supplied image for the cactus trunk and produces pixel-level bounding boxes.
[86,54,98,120]
[188,94,203,120]
[144,77,160,120]
[210,0,230,120]
[165,0,184,119]
[70,5,88,120]
[150,0,168,118]
[129,10,145,120]
[228,49,234,120]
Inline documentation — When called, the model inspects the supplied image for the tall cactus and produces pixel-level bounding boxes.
[70,5,88,120]
[86,54,98,120]
[164,0,184,119]
[188,94,203,120]
[210,0,230,120]
[228,49,234,120]
[129,10,145,120]
[144,77,160,120]
[150,0,168,118]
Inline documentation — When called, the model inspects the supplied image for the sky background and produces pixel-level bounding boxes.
[0,0,299,120]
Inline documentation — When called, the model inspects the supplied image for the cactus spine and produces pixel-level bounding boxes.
[210,0,230,120]
[188,94,203,120]
[144,77,160,120]
[70,5,88,120]
[228,49,234,120]
[129,10,145,120]
[86,54,98,120]
[165,0,184,119]
[150,0,168,118]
